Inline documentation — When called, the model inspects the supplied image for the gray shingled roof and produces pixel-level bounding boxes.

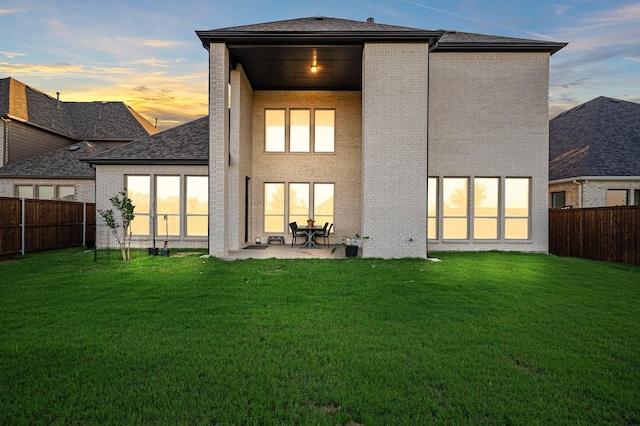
[86,116,208,165]
[198,16,565,53]
[211,16,423,32]
[0,141,106,179]
[0,77,158,140]
[549,97,640,180]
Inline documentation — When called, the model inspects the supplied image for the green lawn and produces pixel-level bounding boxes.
[1,249,639,425]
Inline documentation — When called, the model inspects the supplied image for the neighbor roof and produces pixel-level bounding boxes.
[0,77,159,141]
[85,116,209,165]
[0,141,106,179]
[549,96,640,181]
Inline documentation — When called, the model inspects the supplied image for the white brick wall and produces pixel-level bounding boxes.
[362,43,429,258]
[208,43,230,257]
[428,51,550,253]
[250,91,362,245]
[95,164,208,249]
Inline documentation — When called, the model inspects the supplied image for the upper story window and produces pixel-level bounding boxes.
[314,109,335,152]
[265,109,285,152]
[290,109,310,152]
[264,108,335,153]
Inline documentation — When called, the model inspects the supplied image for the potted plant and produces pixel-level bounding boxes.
[331,233,369,257]
[307,218,315,227]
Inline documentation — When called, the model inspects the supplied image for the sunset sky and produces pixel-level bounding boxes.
[1,0,639,130]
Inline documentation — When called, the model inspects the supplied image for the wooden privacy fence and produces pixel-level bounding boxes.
[0,197,96,257]
[549,206,640,266]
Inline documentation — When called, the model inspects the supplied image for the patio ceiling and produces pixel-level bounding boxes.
[227,44,363,91]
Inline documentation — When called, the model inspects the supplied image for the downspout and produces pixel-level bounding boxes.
[425,47,430,259]
[573,180,583,208]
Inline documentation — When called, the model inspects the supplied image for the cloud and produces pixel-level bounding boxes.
[0,9,22,14]
[583,3,640,26]
[0,51,27,59]
[113,37,186,48]
[553,5,570,17]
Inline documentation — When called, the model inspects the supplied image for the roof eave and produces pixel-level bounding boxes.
[197,30,443,48]
[432,41,568,55]
[84,158,208,166]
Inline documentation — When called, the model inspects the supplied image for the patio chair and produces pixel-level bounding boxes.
[316,223,333,247]
[289,222,308,247]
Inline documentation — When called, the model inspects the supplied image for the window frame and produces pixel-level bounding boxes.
[551,191,566,208]
[185,175,208,237]
[313,109,336,153]
[264,182,286,233]
[442,177,469,240]
[265,109,286,153]
[504,177,530,240]
[126,175,151,236]
[473,177,499,240]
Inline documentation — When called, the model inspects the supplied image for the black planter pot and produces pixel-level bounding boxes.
[148,247,159,256]
[161,248,170,257]
[345,245,359,257]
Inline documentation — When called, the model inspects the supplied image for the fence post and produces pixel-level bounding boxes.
[83,202,87,247]
[21,197,25,256]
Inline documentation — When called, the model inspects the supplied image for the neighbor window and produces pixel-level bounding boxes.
[428,177,437,239]
[186,176,208,237]
[443,178,468,239]
[127,175,150,236]
[551,191,566,208]
[265,109,285,152]
[607,189,627,206]
[289,183,310,226]
[58,186,75,201]
[290,109,310,152]
[264,183,285,233]
[505,178,529,239]
[16,185,34,198]
[37,185,55,200]
[474,178,498,239]
[313,183,334,228]
[156,176,180,237]
[634,189,640,206]
[314,109,335,152]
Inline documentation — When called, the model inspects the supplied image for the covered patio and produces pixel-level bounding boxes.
[223,242,346,260]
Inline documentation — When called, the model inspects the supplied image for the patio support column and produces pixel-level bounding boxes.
[208,42,230,257]
[362,42,429,258]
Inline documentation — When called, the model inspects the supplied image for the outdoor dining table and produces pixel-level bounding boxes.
[298,226,324,249]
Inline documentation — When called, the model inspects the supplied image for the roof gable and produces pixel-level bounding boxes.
[550,97,640,180]
[86,116,209,165]
[0,77,159,141]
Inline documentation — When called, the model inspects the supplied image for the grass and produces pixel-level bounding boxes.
[1,249,639,425]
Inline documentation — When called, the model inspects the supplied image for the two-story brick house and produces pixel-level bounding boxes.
[193,16,565,258]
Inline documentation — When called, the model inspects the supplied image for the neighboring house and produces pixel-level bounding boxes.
[87,116,209,249]
[0,77,158,168]
[194,16,565,259]
[549,97,640,208]
[0,141,106,202]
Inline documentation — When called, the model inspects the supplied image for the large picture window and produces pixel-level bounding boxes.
[474,178,498,239]
[313,183,334,227]
[289,183,310,226]
[607,189,627,206]
[505,178,529,239]
[186,176,208,237]
[156,176,180,237]
[428,177,437,239]
[443,178,468,239]
[264,183,285,233]
[265,109,285,152]
[16,185,34,199]
[127,175,150,236]
[314,109,335,152]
